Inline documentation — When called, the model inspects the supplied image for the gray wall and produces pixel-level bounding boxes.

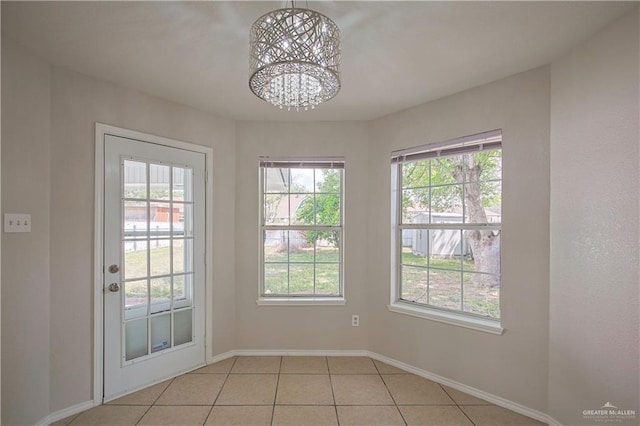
[1,7,639,424]
[367,66,551,413]
[1,39,237,422]
[234,121,370,351]
[48,66,237,412]
[1,37,51,425]
[549,10,639,425]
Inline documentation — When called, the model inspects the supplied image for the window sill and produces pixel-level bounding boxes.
[257,297,346,306]
[388,302,504,335]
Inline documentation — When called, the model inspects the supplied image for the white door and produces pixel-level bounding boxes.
[103,134,206,401]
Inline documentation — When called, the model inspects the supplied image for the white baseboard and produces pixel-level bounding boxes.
[42,349,561,426]
[38,400,95,426]
[216,349,560,425]
[364,351,560,426]
[230,349,368,357]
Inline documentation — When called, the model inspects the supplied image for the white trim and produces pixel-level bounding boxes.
[93,126,105,407]
[388,302,504,335]
[93,123,214,404]
[204,149,214,364]
[256,297,346,306]
[37,400,95,426]
[229,349,368,357]
[391,128,502,160]
[365,351,558,426]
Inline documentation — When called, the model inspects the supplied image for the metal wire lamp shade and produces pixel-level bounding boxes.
[249,7,341,111]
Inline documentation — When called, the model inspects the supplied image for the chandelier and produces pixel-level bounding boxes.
[249,5,341,111]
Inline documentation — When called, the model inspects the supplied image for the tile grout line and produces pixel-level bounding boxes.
[151,377,176,406]
[326,357,341,426]
[133,405,154,425]
[68,356,533,425]
[374,360,408,426]
[202,406,215,426]
[439,383,477,426]
[270,356,283,426]
[204,357,238,424]
[133,376,178,426]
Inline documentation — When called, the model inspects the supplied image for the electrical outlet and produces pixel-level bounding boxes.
[4,213,31,233]
[352,314,359,327]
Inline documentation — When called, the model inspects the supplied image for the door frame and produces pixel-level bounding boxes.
[93,123,214,405]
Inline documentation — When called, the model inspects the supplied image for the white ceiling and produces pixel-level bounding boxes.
[2,1,635,121]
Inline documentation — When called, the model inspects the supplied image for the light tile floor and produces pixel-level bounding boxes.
[53,356,545,425]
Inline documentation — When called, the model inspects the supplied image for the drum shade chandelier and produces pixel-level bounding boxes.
[249,4,341,111]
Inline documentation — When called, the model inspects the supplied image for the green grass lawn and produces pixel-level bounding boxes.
[123,243,189,305]
[400,248,500,318]
[125,242,189,279]
[264,246,340,295]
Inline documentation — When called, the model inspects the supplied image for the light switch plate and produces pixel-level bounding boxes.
[4,213,31,233]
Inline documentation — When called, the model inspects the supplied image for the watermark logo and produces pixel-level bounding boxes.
[583,402,636,423]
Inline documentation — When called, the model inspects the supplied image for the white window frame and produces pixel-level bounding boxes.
[389,130,504,334]
[258,157,345,305]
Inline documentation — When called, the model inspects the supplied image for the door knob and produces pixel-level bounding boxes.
[108,264,120,273]
[108,283,120,292]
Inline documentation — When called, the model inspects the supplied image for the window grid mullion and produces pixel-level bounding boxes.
[261,164,343,298]
[395,143,502,321]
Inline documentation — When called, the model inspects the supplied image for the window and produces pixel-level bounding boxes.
[259,157,344,302]
[390,130,503,332]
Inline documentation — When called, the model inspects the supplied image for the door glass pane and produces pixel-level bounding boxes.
[172,240,192,274]
[150,277,171,314]
[150,240,171,277]
[149,164,170,200]
[123,160,147,199]
[118,158,197,366]
[173,274,192,308]
[124,201,147,239]
[125,319,148,361]
[124,243,147,281]
[172,167,193,202]
[150,314,171,353]
[170,202,186,235]
[124,280,148,320]
[173,239,193,274]
[174,309,193,346]
[180,204,193,237]
[150,202,172,239]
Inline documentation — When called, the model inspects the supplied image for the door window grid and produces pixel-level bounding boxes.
[121,159,195,362]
